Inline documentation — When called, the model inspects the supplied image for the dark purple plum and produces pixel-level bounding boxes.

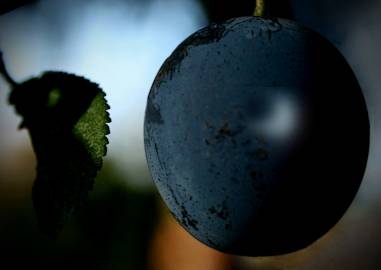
[144,17,369,256]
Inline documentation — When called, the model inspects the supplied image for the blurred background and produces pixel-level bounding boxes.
[0,0,380,269]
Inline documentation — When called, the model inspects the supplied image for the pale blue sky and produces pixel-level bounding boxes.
[0,0,207,188]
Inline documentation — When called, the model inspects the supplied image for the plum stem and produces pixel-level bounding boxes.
[254,0,265,17]
[0,51,18,87]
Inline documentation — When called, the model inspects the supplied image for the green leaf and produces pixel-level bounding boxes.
[9,71,111,238]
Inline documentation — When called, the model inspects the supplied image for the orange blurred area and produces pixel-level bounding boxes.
[149,203,233,270]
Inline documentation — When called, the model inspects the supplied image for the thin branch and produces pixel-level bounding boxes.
[0,51,18,87]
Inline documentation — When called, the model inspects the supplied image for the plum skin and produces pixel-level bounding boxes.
[144,17,369,256]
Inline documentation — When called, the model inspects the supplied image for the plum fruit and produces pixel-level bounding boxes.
[144,17,369,256]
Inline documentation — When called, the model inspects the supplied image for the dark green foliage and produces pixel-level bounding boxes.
[9,72,110,238]
[0,162,159,270]
[198,0,293,22]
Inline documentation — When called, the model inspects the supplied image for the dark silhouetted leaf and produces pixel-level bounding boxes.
[9,72,111,238]
[0,0,37,15]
